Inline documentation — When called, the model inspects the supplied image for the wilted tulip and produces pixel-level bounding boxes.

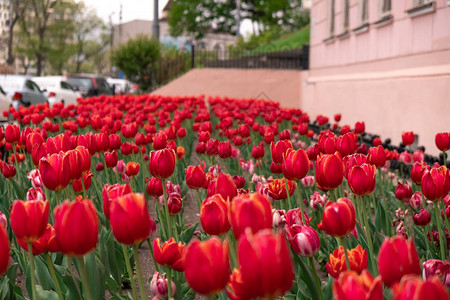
[153,237,185,271]
[332,270,383,300]
[149,148,176,180]
[378,236,421,286]
[200,194,230,236]
[183,237,229,295]
[237,229,294,298]
[10,199,49,242]
[318,198,356,237]
[54,198,99,256]
[285,224,320,257]
[326,245,368,279]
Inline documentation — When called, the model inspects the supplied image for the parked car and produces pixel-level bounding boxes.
[32,76,81,107]
[0,84,12,122]
[106,78,132,95]
[66,74,114,98]
[0,75,47,111]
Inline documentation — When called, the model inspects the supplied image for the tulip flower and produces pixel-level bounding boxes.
[326,245,369,279]
[16,224,59,255]
[318,130,337,154]
[395,181,414,202]
[27,169,43,188]
[153,132,167,150]
[184,237,229,295]
[413,209,431,226]
[218,141,232,159]
[402,131,415,146]
[104,151,119,168]
[110,193,154,245]
[10,199,49,243]
[54,198,99,256]
[268,178,295,200]
[150,272,177,299]
[378,236,421,286]
[167,192,182,215]
[72,172,93,193]
[270,140,293,164]
[102,183,133,219]
[410,161,429,185]
[315,153,344,191]
[153,237,185,271]
[285,224,320,257]
[5,124,20,144]
[367,145,386,168]
[149,148,176,180]
[200,194,230,236]
[251,142,265,159]
[207,173,237,202]
[422,259,450,287]
[336,132,357,156]
[0,224,9,276]
[435,132,450,152]
[318,198,356,237]
[348,163,376,196]
[421,166,450,201]
[354,121,365,134]
[237,229,294,298]
[333,270,383,300]
[146,177,163,197]
[185,164,206,189]
[282,148,310,181]
[121,122,138,139]
[391,275,449,300]
[125,161,140,177]
[39,152,71,191]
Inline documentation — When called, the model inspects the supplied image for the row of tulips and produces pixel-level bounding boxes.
[0,94,447,300]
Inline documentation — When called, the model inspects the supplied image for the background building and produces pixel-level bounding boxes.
[0,0,12,73]
[302,0,450,154]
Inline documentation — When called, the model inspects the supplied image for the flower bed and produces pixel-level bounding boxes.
[0,94,448,300]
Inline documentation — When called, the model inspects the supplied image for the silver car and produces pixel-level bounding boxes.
[0,75,48,111]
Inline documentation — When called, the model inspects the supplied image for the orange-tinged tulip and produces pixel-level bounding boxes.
[200,194,230,236]
[110,193,153,245]
[54,198,99,256]
[0,225,9,276]
[315,153,344,191]
[185,164,206,189]
[149,148,176,179]
[226,268,253,300]
[228,192,272,239]
[16,224,59,255]
[237,229,294,299]
[282,148,310,181]
[333,270,383,300]
[39,152,71,191]
[125,161,140,177]
[318,198,356,237]
[378,236,421,286]
[153,237,185,271]
[102,183,133,219]
[421,166,450,202]
[348,163,376,196]
[270,140,293,164]
[184,237,229,295]
[10,199,49,243]
[392,275,449,300]
[268,178,295,200]
[326,245,369,279]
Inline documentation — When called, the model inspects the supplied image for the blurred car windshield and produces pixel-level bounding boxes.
[67,78,93,88]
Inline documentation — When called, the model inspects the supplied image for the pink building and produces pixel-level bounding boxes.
[301,0,450,155]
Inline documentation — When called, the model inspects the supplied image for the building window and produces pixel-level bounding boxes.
[328,0,335,37]
[414,0,432,6]
[359,0,369,24]
[379,0,392,17]
[342,0,350,32]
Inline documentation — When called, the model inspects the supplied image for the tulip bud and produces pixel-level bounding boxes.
[413,209,431,226]
[435,132,450,152]
[185,165,206,189]
[150,272,177,299]
[149,149,176,180]
[348,163,376,196]
[395,181,413,202]
[402,131,415,146]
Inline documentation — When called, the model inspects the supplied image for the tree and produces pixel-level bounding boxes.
[111,35,161,91]
[5,0,29,66]
[168,0,305,40]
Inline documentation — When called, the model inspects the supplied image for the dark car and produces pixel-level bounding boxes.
[66,75,114,98]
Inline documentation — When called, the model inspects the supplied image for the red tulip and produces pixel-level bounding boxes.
[5,124,20,144]
[39,152,71,191]
[422,259,450,287]
[270,140,293,164]
[410,161,429,185]
[200,194,230,236]
[185,165,206,189]
[125,161,140,177]
[237,229,294,298]
[109,133,121,150]
[435,132,450,152]
[228,192,272,239]
[268,178,295,200]
[354,121,365,134]
[102,183,133,219]
[72,172,93,193]
[318,130,337,154]
[282,148,310,181]
[110,193,154,245]
[251,142,265,159]
[2,163,16,178]
[121,122,138,139]
[0,224,10,275]
[104,151,118,168]
[413,209,431,226]
[153,237,185,271]
[16,224,59,255]
[146,177,163,197]
[344,153,368,178]
[149,149,176,179]
[421,166,450,201]
[326,245,369,279]
[378,236,421,286]
[285,224,320,257]
[205,139,219,156]
[391,275,449,300]
[368,145,386,168]
[54,198,99,256]
[207,173,237,202]
[318,198,356,237]
[315,153,344,191]
[153,132,167,150]
[184,237,229,295]
[218,141,232,159]
[10,199,49,243]
[402,131,415,146]
[336,132,357,156]
[348,163,376,196]
[395,181,413,202]
[168,192,182,215]
[332,270,383,300]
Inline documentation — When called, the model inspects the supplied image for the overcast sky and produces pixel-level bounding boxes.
[80,0,253,37]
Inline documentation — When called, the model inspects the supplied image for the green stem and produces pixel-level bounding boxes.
[27,243,38,300]
[196,189,203,209]
[433,203,447,260]
[308,257,322,290]
[167,268,173,298]
[422,226,431,256]
[147,239,160,273]
[295,182,306,224]
[361,198,377,275]
[443,151,447,167]
[442,201,450,249]
[133,245,147,300]
[337,237,350,271]
[77,257,94,300]
[46,253,64,300]
[121,244,138,300]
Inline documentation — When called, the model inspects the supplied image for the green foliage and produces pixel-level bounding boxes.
[169,0,308,39]
[111,35,161,91]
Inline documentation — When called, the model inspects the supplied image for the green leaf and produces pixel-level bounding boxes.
[62,273,82,300]
[180,222,198,244]
[36,286,59,300]
[293,255,322,300]
[322,276,333,300]
[34,256,53,291]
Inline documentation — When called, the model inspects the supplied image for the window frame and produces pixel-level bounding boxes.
[342,0,350,33]
[327,0,336,38]
[378,0,392,19]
